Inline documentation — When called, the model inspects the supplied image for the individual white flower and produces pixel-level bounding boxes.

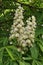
[21,51,24,54]
[28,17,31,20]
[41,24,43,26]
[20,21,24,25]
[9,34,14,40]
[14,14,18,19]
[32,21,36,25]
[13,22,18,25]
[21,34,28,39]
[25,26,32,30]
[13,28,18,32]
[17,24,22,28]
[14,33,19,38]
[31,38,35,43]
[22,42,27,47]
[32,16,36,22]
[29,34,35,38]
[19,16,24,19]
[10,30,14,33]
[18,6,24,10]
[27,22,32,26]
[19,29,24,33]
[26,39,31,44]
[10,42,13,44]
[42,35,43,39]
[17,48,21,52]
[16,19,22,22]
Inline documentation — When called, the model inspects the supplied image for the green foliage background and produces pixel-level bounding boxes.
[0,0,43,65]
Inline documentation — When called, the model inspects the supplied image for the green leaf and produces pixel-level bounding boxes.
[5,46,22,61]
[9,60,18,65]
[0,48,4,65]
[23,56,32,60]
[18,0,43,8]
[5,47,14,60]
[32,60,36,65]
[3,37,8,46]
[38,43,43,52]
[36,61,43,65]
[30,45,39,59]
[36,27,43,37]
[7,46,22,59]
[19,61,30,65]
[36,39,43,52]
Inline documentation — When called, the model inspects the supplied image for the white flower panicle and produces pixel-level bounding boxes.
[9,5,36,52]
[9,6,24,39]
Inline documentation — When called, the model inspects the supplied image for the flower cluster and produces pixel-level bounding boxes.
[9,5,36,53]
